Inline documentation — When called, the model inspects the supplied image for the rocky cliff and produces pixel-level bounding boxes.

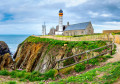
[13,36,107,73]
[0,41,13,70]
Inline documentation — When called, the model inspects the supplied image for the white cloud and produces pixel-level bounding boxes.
[104,21,120,25]
[40,0,88,7]
[93,21,120,33]
[88,11,99,18]
[101,13,112,17]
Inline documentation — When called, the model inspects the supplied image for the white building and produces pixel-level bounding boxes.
[55,9,63,35]
[42,22,46,35]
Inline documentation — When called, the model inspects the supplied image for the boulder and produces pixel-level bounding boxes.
[0,41,10,55]
[0,41,13,70]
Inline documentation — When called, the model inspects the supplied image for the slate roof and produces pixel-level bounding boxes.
[64,22,90,31]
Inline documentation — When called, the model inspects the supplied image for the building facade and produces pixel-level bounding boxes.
[63,22,94,36]
[42,22,46,35]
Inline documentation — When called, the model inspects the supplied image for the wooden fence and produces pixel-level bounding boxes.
[56,44,113,70]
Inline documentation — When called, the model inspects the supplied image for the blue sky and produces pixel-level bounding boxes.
[0,0,120,35]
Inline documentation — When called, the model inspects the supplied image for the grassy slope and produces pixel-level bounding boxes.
[23,36,108,50]
[0,36,116,84]
[49,61,120,84]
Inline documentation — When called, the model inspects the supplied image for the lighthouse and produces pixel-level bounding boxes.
[55,9,63,35]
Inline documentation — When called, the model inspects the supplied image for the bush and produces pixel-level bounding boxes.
[105,55,113,58]
[10,71,17,78]
[0,70,9,76]
[88,58,99,65]
[44,69,55,80]
[10,70,25,78]
[74,63,85,72]
[7,81,16,84]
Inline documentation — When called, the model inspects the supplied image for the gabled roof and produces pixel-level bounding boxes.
[64,22,90,31]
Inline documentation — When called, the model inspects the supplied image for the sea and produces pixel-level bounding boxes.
[0,35,30,56]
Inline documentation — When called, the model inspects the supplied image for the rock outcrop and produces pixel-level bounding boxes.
[14,42,69,73]
[0,41,13,70]
[0,41,10,55]
[13,36,107,73]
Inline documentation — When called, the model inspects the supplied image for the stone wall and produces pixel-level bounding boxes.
[114,35,120,44]
[103,30,120,34]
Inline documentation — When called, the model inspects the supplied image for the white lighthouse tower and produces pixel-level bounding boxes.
[42,22,46,35]
[55,9,63,35]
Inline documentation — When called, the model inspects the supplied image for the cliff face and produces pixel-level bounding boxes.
[14,42,69,73]
[0,41,13,70]
[13,36,107,73]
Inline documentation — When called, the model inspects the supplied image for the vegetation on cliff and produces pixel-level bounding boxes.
[0,36,117,84]
[13,36,110,73]
[50,61,120,84]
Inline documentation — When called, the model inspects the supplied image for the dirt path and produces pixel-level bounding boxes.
[106,43,120,63]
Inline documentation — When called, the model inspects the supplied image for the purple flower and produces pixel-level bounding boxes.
[18,69,23,71]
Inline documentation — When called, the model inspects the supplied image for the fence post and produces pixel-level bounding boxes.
[58,61,60,72]
[110,44,112,55]
[86,50,89,64]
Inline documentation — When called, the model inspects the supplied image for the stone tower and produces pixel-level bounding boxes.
[42,22,46,35]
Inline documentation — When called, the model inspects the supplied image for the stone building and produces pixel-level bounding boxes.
[63,22,94,36]
[48,27,56,35]
[48,22,69,35]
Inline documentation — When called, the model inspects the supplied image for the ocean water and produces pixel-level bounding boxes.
[0,35,29,55]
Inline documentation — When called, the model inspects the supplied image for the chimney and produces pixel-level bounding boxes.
[67,22,69,26]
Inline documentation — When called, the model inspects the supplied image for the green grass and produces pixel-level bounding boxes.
[0,36,114,83]
[23,36,108,50]
[0,69,55,82]
[7,81,16,84]
[49,61,120,84]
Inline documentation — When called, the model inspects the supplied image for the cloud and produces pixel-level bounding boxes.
[40,0,88,7]
[88,11,99,18]
[93,21,120,33]
[100,13,112,17]
[0,0,119,34]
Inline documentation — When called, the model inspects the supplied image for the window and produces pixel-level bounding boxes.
[89,30,91,32]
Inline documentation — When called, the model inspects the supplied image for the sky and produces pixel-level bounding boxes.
[0,0,120,35]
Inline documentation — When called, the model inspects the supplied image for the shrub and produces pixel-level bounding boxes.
[10,71,17,78]
[39,81,45,84]
[74,63,85,72]
[63,58,75,66]
[19,78,27,82]
[0,70,9,76]
[7,81,16,84]
[105,55,113,58]
[44,69,55,80]
[88,58,99,65]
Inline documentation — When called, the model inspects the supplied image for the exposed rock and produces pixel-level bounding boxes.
[14,42,70,73]
[0,41,10,55]
[0,41,13,70]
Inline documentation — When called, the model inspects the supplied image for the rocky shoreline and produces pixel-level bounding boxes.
[0,41,14,70]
